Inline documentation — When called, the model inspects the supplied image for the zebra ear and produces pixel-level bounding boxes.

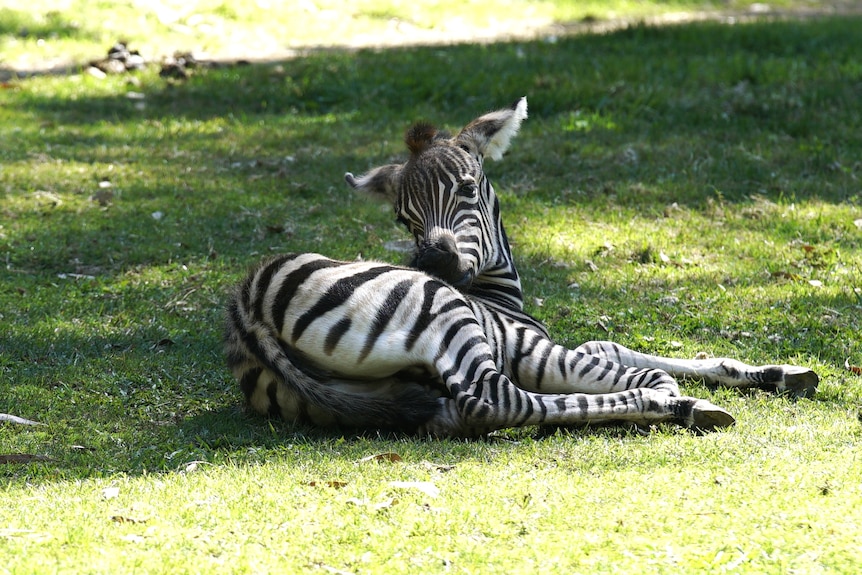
[344,164,402,203]
[455,97,528,161]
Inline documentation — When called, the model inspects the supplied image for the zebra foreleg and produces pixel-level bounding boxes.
[419,372,735,438]
[575,341,819,397]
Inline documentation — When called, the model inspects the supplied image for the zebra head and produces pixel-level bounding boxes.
[346,98,528,306]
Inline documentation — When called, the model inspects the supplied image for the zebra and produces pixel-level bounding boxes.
[224,97,819,438]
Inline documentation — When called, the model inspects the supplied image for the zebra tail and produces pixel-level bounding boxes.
[225,298,440,431]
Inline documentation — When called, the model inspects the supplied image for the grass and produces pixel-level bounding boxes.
[0,0,848,71]
[1,1,862,573]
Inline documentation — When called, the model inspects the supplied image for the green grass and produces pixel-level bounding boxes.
[2,2,862,573]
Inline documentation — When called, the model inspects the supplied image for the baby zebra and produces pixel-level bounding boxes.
[225,97,818,437]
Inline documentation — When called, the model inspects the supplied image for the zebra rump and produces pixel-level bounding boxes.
[225,253,441,430]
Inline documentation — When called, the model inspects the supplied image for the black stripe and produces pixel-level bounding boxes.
[266,380,281,417]
[578,355,602,378]
[239,366,263,399]
[292,266,392,342]
[272,258,341,334]
[451,334,484,373]
[436,319,477,364]
[568,351,584,373]
[556,351,568,390]
[631,369,650,389]
[359,279,413,362]
[436,298,465,315]
[463,353,487,384]
[533,344,550,388]
[510,327,527,380]
[514,329,540,382]
[406,281,440,352]
[324,318,352,355]
[595,359,613,381]
[519,390,534,422]
[230,299,278,377]
[611,367,625,389]
[252,254,297,322]
[499,376,512,414]
[577,395,590,413]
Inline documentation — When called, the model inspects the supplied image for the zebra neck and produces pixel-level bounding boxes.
[466,215,525,310]
[469,259,524,311]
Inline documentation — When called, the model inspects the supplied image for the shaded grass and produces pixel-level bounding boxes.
[1,9,861,574]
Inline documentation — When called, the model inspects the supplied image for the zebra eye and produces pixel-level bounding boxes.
[457,182,477,198]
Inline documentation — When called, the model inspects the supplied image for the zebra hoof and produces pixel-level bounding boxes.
[689,400,736,431]
[780,366,819,398]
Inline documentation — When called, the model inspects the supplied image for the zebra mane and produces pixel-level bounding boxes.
[405,122,447,155]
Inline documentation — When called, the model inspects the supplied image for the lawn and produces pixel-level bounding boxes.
[1,1,861,573]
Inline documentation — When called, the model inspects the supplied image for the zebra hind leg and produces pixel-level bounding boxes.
[422,371,736,438]
[575,341,819,398]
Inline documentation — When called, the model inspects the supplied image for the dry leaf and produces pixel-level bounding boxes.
[808,280,823,287]
[659,251,671,263]
[854,218,862,229]
[845,358,862,375]
[389,481,440,498]
[359,452,402,463]
[0,453,52,464]
[307,481,348,489]
[102,487,120,499]
[111,515,147,524]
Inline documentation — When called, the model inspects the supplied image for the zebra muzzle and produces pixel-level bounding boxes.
[415,238,473,288]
